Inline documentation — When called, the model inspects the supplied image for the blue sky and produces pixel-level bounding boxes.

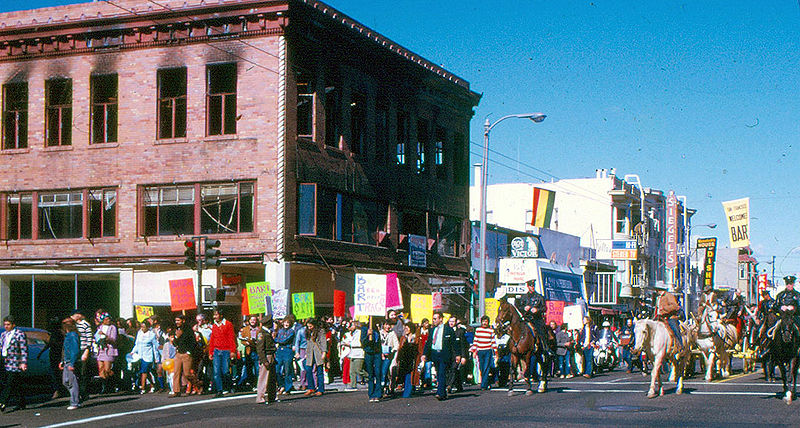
[4,0,800,276]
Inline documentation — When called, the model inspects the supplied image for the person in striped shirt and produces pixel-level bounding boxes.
[70,310,95,402]
[470,316,497,390]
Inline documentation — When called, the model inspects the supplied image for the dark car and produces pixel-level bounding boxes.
[17,327,54,394]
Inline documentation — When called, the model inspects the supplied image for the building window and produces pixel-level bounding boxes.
[324,83,339,147]
[615,207,629,234]
[453,133,468,186]
[396,111,408,165]
[206,63,237,136]
[434,127,446,180]
[5,193,32,240]
[593,273,616,304]
[158,67,187,139]
[739,263,747,280]
[200,182,254,234]
[91,74,118,144]
[376,105,389,164]
[298,183,317,235]
[88,189,117,238]
[45,78,72,147]
[2,82,27,150]
[434,214,461,257]
[143,185,195,236]
[296,77,313,139]
[349,92,365,155]
[38,191,83,239]
[416,119,429,174]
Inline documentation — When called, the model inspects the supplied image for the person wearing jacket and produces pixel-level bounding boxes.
[208,310,237,397]
[447,316,467,394]
[0,315,27,412]
[172,315,197,397]
[421,312,455,401]
[275,318,296,394]
[579,316,597,378]
[361,319,382,402]
[293,319,308,390]
[255,316,277,404]
[61,319,81,409]
[132,320,161,393]
[303,319,327,396]
[379,320,400,397]
[555,324,572,378]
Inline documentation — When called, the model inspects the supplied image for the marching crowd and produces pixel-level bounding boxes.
[0,303,654,412]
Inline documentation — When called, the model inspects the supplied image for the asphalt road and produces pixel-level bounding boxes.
[4,367,800,428]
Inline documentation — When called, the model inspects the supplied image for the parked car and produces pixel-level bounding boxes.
[18,327,53,394]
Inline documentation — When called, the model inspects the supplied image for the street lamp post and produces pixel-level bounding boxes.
[479,113,546,320]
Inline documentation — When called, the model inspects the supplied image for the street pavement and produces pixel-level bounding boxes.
[5,368,800,428]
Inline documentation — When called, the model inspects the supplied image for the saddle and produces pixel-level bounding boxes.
[658,318,685,353]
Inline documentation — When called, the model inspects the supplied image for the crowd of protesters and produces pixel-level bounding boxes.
[0,306,654,412]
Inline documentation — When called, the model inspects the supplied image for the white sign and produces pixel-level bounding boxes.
[563,304,585,330]
[270,288,288,319]
[596,239,637,260]
[433,285,466,295]
[498,258,538,284]
[510,237,538,258]
[501,285,529,295]
[354,273,386,316]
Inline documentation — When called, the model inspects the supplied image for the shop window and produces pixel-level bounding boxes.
[143,185,195,236]
[298,183,316,235]
[2,82,27,150]
[88,189,117,238]
[206,63,237,136]
[296,71,314,139]
[396,111,407,165]
[91,74,118,144]
[200,182,254,234]
[38,191,83,239]
[45,78,72,147]
[349,92,365,155]
[5,193,32,240]
[158,67,187,139]
[416,119,428,174]
[324,83,339,147]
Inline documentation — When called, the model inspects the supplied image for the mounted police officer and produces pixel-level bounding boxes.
[514,279,552,357]
[774,275,800,331]
[756,288,776,360]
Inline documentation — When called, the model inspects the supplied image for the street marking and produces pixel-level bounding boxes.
[560,389,775,396]
[608,377,630,383]
[552,381,776,387]
[715,372,752,383]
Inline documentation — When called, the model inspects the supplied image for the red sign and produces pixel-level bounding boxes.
[333,290,346,317]
[758,274,768,292]
[665,193,678,270]
[545,300,565,326]
[432,292,443,311]
[169,278,197,312]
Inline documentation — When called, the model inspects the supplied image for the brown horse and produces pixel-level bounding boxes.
[495,299,548,396]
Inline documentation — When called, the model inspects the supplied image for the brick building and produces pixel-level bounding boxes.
[0,0,480,326]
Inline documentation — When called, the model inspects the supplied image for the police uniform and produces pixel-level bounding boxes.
[774,285,800,329]
[514,286,551,355]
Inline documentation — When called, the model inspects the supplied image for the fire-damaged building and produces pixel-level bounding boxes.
[0,0,480,326]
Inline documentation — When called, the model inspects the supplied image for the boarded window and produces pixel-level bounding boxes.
[200,182,254,234]
[143,185,195,236]
[91,74,118,144]
[89,189,117,238]
[46,78,72,147]
[453,133,468,186]
[2,82,27,150]
[207,63,237,136]
[376,105,389,164]
[158,67,187,139]
[5,193,32,240]
[38,192,83,239]
[298,183,316,235]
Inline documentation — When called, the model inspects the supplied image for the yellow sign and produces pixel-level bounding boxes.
[135,305,154,322]
[485,298,500,324]
[246,281,271,315]
[410,294,433,323]
[722,198,750,248]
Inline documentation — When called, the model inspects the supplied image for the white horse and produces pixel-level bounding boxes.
[633,319,690,398]
[699,305,739,379]
[690,307,728,381]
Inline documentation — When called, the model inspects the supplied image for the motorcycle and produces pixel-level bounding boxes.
[593,338,618,373]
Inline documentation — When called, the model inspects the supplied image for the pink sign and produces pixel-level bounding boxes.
[545,300,565,326]
[169,278,196,312]
[665,192,678,270]
[385,273,402,310]
[432,292,443,311]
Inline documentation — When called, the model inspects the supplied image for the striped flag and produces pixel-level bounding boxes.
[531,188,555,228]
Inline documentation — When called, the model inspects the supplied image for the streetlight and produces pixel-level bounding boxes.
[478,113,546,320]
[677,192,716,319]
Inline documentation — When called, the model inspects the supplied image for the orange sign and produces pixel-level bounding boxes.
[169,278,196,312]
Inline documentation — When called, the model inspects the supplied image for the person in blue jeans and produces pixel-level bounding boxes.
[293,321,307,390]
[579,316,596,378]
[303,319,327,396]
[555,323,572,378]
[380,320,399,397]
[361,320,382,402]
[275,318,296,394]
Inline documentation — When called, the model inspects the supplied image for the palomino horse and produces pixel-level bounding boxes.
[701,305,739,379]
[495,300,548,396]
[690,306,729,381]
[767,310,800,404]
[632,319,690,398]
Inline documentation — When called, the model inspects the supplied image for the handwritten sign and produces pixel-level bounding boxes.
[385,273,403,310]
[354,274,387,316]
[271,289,288,319]
[545,300,565,326]
[135,305,154,322]
[432,292,443,311]
[168,278,196,312]
[246,281,271,315]
[485,298,500,324]
[410,294,432,323]
[563,304,584,331]
[292,292,315,319]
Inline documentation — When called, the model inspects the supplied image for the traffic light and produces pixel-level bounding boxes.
[204,239,221,267]
[183,239,196,269]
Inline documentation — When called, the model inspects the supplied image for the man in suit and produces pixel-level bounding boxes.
[421,311,455,400]
[255,315,278,404]
[0,316,27,412]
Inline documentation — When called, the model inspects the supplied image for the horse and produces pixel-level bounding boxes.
[690,306,729,381]
[632,319,690,398]
[704,305,740,378]
[767,309,800,404]
[495,300,548,396]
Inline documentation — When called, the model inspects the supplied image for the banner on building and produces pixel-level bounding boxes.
[697,237,717,289]
[540,268,583,303]
[292,292,315,319]
[471,227,508,273]
[354,274,387,316]
[498,258,538,284]
[410,294,433,323]
[245,281,271,315]
[408,235,427,268]
[531,188,556,228]
[135,305,154,322]
[545,300,565,326]
[665,192,679,270]
[722,198,750,248]
[168,278,196,312]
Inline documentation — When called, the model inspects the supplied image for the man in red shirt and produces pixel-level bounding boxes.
[208,310,237,397]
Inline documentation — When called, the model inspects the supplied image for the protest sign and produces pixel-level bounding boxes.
[246,281,271,315]
[333,290,346,317]
[545,300,565,326]
[354,274,387,316]
[485,298,500,323]
[432,292,443,311]
[563,304,584,330]
[271,289,288,319]
[292,292,315,319]
[410,294,432,323]
[385,273,403,310]
[168,278,196,312]
[135,305,154,322]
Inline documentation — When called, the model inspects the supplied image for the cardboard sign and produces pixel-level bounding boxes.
[432,292,443,311]
[386,273,403,310]
[562,304,584,331]
[410,294,433,323]
[545,300,565,326]
[333,290,346,317]
[354,274,387,316]
[271,289,288,319]
[485,298,500,324]
[168,278,196,312]
[135,305,154,322]
[292,292,315,319]
[246,281,271,315]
